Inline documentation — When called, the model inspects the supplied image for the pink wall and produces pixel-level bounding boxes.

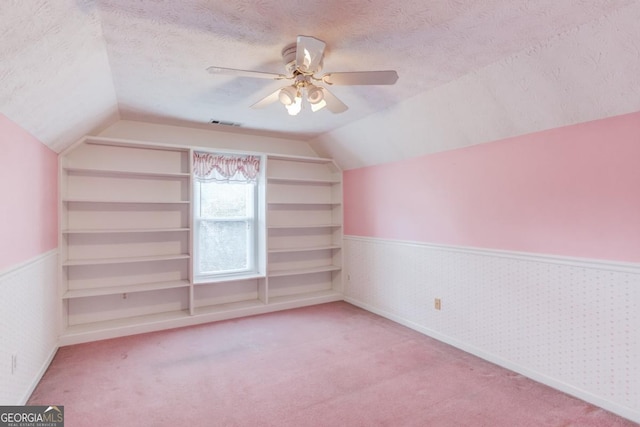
[344,111,640,263]
[0,114,58,271]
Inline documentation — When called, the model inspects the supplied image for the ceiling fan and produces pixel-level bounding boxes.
[206,35,399,116]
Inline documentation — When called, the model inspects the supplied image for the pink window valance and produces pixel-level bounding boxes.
[193,152,261,183]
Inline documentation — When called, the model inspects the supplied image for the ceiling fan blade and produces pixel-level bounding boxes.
[321,87,348,114]
[296,35,326,73]
[207,66,287,80]
[322,70,399,85]
[250,88,282,109]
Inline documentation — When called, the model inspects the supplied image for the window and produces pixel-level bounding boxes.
[192,152,263,282]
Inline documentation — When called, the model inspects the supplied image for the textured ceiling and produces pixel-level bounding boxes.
[310,1,640,168]
[1,0,638,158]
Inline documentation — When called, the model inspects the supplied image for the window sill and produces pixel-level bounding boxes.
[193,272,266,285]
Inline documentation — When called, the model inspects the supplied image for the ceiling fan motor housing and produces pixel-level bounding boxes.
[281,42,322,75]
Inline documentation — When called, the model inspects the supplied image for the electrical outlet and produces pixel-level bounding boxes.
[434,298,442,310]
[11,354,17,375]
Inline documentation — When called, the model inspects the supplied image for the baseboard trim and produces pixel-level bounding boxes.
[344,236,640,274]
[19,345,58,405]
[344,296,640,424]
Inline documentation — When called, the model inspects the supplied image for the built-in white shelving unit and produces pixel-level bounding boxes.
[265,154,343,305]
[58,137,343,345]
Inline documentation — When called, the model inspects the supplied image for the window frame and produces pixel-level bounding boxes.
[191,151,265,284]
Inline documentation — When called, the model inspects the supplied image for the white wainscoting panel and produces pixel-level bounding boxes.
[0,251,58,404]
[344,236,640,423]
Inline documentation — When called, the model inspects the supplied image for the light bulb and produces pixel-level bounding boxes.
[285,96,302,116]
[311,99,327,112]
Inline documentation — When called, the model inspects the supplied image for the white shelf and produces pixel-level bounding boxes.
[268,265,341,277]
[268,177,339,185]
[63,309,191,337]
[83,136,190,152]
[194,299,265,316]
[62,228,190,234]
[193,273,266,285]
[63,280,190,299]
[63,254,190,266]
[268,201,341,206]
[268,245,341,254]
[63,198,189,204]
[267,154,334,164]
[268,224,342,229]
[268,289,343,305]
[65,167,190,179]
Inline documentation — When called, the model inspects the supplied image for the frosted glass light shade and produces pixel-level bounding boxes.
[278,86,298,106]
[307,85,324,104]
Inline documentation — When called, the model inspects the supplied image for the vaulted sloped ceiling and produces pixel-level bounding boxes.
[1,1,639,168]
[1,1,119,152]
[309,2,640,169]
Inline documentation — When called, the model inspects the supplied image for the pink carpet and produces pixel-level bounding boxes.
[29,302,636,426]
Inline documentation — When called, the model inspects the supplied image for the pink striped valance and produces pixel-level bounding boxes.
[193,152,261,183]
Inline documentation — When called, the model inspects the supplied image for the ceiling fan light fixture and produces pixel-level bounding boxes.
[278,86,298,106]
[207,35,397,116]
[307,85,324,105]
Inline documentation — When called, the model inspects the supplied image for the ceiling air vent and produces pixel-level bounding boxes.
[209,119,241,127]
